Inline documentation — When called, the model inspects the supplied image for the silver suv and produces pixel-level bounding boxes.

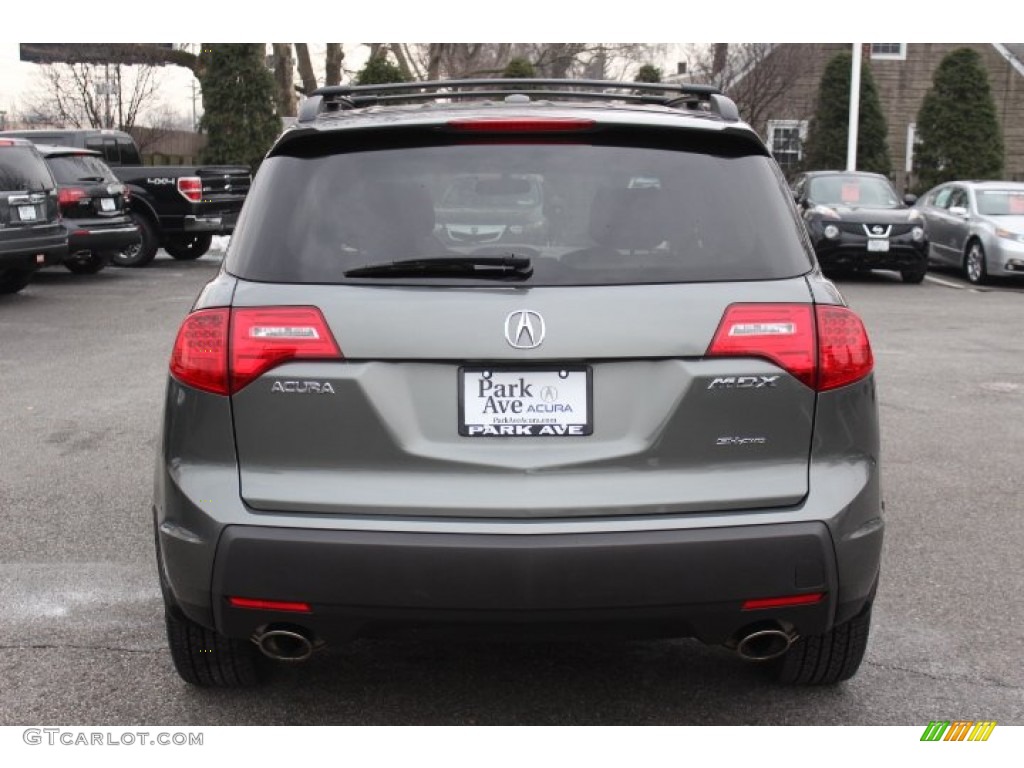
[155,79,882,687]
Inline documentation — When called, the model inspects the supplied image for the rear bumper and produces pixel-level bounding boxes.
[161,211,239,236]
[0,226,68,269]
[65,219,140,254]
[189,519,876,646]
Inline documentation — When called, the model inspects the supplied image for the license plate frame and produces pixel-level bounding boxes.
[458,366,593,437]
[867,239,890,253]
[17,205,38,222]
[99,197,116,212]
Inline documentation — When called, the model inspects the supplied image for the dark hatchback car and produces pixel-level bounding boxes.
[0,138,67,294]
[37,145,139,274]
[156,79,881,688]
[792,170,928,283]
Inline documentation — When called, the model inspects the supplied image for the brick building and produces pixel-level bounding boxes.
[737,43,1024,192]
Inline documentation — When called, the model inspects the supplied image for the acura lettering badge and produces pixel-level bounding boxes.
[505,310,545,349]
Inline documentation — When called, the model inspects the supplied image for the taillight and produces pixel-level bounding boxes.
[168,306,342,395]
[230,307,342,392]
[176,176,202,202]
[58,187,87,208]
[446,117,595,133]
[169,308,230,395]
[707,303,873,392]
[816,305,874,391]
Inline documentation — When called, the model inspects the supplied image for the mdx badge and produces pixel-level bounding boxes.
[505,310,545,349]
[707,375,780,389]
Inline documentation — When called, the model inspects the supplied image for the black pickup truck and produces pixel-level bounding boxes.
[0,129,250,266]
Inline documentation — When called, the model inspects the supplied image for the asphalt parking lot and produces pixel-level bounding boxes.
[0,257,1021,725]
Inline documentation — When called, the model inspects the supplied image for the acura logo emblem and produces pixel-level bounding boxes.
[504,310,545,349]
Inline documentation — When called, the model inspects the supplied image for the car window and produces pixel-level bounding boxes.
[931,187,951,208]
[227,136,813,286]
[807,175,900,207]
[117,139,141,165]
[0,147,55,191]
[947,188,968,210]
[45,154,119,184]
[976,189,1024,216]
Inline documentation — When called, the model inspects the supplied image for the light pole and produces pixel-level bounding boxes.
[846,43,862,171]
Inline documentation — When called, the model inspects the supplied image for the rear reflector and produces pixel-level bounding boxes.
[447,117,595,133]
[169,306,342,395]
[742,593,825,611]
[707,303,873,392]
[228,597,312,613]
[177,176,202,202]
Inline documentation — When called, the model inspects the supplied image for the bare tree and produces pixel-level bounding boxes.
[272,44,297,116]
[399,43,664,81]
[689,44,810,133]
[325,44,344,87]
[291,43,345,94]
[130,104,193,154]
[20,62,162,131]
[294,44,318,94]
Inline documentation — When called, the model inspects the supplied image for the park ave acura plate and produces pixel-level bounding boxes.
[459,367,592,437]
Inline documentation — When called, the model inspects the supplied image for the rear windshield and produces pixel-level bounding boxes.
[0,147,55,192]
[46,154,118,185]
[227,133,813,285]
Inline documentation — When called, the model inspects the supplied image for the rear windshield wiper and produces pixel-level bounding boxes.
[344,254,532,279]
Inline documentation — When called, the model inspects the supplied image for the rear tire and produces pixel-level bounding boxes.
[64,251,110,275]
[157,532,262,687]
[772,601,872,685]
[964,241,988,285]
[164,606,262,687]
[0,269,33,294]
[164,234,213,260]
[112,212,158,267]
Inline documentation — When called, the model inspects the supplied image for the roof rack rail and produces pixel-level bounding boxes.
[297,78,740,124]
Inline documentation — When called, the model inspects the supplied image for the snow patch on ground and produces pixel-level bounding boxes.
[208,235,231,255]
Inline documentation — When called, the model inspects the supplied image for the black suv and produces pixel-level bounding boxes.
[0,138,67,294]
[37,145,139,274]
[156,79,881,688]
[792,170,929,283]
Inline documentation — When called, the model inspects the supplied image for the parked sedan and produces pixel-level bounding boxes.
[916,181,1024,285]
[791,171,929,283]
[37,145,139,274]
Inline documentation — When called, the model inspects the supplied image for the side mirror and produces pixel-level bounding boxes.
[949,205,969,218]
[903,193,918,206]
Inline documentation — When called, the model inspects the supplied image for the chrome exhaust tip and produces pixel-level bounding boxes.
[736,628,795,661]
[253,628,315,662]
